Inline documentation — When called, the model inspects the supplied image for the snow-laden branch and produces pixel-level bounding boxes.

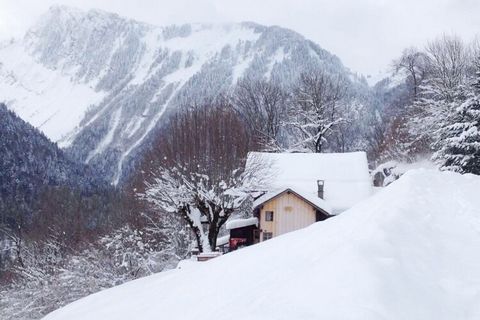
[141,157,270,253]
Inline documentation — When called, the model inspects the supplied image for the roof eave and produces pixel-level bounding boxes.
[254,188,331,216]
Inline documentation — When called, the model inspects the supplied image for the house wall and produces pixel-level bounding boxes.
[259,192,317,240]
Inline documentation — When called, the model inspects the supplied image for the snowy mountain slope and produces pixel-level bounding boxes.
[0,103,106,226]
[43,169,480,320]
[0,5,363,185]
[0,39,105,143]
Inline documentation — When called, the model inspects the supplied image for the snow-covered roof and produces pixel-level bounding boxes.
[247,151,372,214]
[216,235,230,246]
[226,217,258,230]
[253,187,332,214]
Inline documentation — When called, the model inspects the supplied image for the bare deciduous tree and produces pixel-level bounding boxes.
[232,78,288,150]
[287,71,348,153]
[140,102,265,253]
[425,34,470,101]
[403,35,473,160]
[393,47,428,98]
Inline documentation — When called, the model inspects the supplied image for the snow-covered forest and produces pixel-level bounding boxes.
[372,35,480,172]
[1,3,480,320]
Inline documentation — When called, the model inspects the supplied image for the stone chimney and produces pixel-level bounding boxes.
[317,180,325,199]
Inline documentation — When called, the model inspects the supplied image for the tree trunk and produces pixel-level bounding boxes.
[181,207,203,253]
[208,226,218,252]
[207,206,221,252]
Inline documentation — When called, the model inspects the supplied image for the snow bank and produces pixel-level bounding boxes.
[43,169,480,320]
[372,159,436,186]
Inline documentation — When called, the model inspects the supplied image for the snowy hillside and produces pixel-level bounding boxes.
[43,169,480,320]
[0,103,106,227]
[0,5,362,184]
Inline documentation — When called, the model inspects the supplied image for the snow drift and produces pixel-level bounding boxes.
[43,169,480,320]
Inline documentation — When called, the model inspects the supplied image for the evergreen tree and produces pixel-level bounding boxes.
[433,71,480,174]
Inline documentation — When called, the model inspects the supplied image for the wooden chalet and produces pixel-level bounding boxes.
[225,151,372,250]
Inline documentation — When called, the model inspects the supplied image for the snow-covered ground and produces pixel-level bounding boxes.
[43,169,480,320]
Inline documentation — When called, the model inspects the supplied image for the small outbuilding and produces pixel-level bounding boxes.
[226,217,258,250]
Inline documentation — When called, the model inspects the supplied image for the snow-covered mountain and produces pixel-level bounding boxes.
[0,5,366,185]
[42,169,480,320]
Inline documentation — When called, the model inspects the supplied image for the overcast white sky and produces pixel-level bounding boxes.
[1,0,479,79]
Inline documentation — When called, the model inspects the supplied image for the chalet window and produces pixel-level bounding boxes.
[265,211,274,221]
[263,232,273,241]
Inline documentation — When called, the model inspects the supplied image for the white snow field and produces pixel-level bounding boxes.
[43,169,480,320]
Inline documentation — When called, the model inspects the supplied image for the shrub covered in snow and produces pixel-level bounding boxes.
[0,217,188,320]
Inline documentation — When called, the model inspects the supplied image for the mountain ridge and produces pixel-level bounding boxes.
[0,5,368,185]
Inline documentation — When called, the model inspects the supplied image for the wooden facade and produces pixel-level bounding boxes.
[256,190,329,242]
[226,189,330,251]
